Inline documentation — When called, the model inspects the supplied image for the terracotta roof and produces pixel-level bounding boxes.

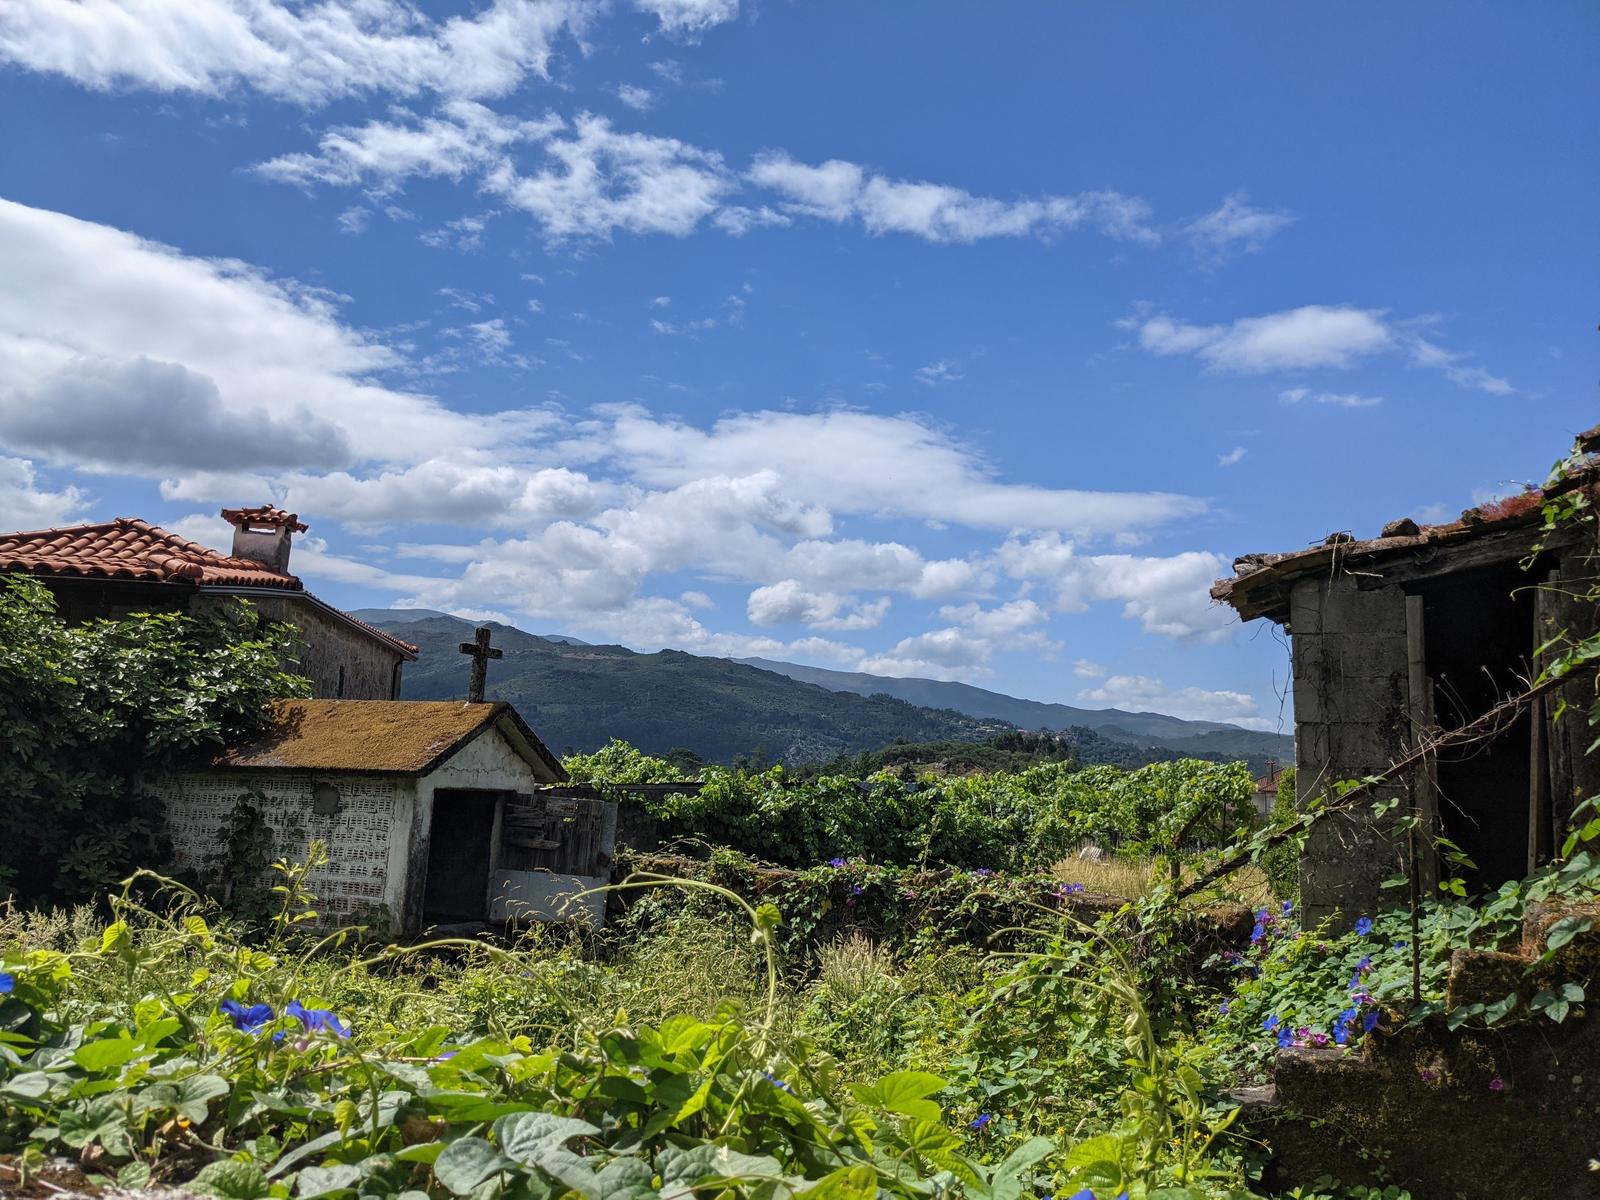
[216,699,566,780]
[0,517,304,588]
[221,504,307,532]
[0,517,417,658]
[1213,445,1600,625]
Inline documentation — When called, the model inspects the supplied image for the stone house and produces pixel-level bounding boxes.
[1251,762,1284,823]
[1213,429,1600,925]
[153,699,619,935]
[0,504,415,699]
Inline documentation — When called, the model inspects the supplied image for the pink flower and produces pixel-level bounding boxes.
[1489,1076,1506,1093]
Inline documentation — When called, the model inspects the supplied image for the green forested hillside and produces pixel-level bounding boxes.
[364,614,1005,763]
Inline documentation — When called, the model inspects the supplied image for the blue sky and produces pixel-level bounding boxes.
[0,2,1594,732]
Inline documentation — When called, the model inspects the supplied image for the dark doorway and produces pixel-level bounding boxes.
[422,790,498,923]
[1420,563,1536,892]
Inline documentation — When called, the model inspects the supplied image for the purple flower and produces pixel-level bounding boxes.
[1349,956,1373,989]
[1419,1068,1438,1083]
[1280,899,1294,915]
[0,973,13,995]
[1353,916,1374,936]
[969,1112,992,1130]
[286,999,350,1039]
[974,868,994,877]
[220,999,275,1034]
[1218,1001,1230,1015]
[1061,882,1085,894]
[827,857,847,868]
[851,884,864,896]
[1393,940,1409,949]
[1250,922,1267,945]
[1489,1075,1505,1093]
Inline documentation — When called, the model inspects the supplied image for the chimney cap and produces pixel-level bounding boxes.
[220,504,307,534]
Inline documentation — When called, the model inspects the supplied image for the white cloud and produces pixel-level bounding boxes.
[0,457,88,530]
[746,580,888,631]
[336,206,370,234]
[606,407,1204,538]
[256,101,561,190]
[1279,387,1383,408]
[616,83,655,110]
[633,0,739,36]
[856,599,1057,682]
[749,151,1158,245]
[997,533,1234,642]
[487,114,734,239]
[1136,305,1394,372]
[1216,446,1248,467]
[1077,674,1273,731]
[1184,192,1293,264]
[0,196,548,475]
[1408,337,1514,395]
[0,0,597,105]
[913,360,962,386]
[1073,659,1108,679]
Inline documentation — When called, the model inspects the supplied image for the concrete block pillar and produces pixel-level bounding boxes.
[1290,576,1412,928]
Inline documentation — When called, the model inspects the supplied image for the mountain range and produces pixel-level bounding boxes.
[352,609,1292,771]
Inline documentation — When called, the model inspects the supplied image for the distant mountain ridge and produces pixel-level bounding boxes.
[350,609,1292,769]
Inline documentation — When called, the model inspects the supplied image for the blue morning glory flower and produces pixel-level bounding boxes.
[763,1072,794,1093]
[0,973,14,995]
[1276,1026,1293,1048]
[1354,916,1374,936]
[1393,940,1408,949]
[219,999,275,1033]
[1062,882,1085,894]
[1067,1189,1097,1200]
[969,1113,992,1130]
[1363,1010,1380,1033]
[1218,1001,1230,1015]
[1263,1015,1280,1031]
[286,999,350,1038]
[1281,899,1293,915]
[1250,922,1267,944]
[827,857,847,868]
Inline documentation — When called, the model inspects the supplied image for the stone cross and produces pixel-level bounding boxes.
[458,626,503,703]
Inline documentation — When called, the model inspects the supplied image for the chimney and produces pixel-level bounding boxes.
[219,504,308,574]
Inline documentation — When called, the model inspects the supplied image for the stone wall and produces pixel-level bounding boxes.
[1290,575,1413,927]
[157,768,418,932]
[195,593,405,701]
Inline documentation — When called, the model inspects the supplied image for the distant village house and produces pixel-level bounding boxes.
[0,504,415,699]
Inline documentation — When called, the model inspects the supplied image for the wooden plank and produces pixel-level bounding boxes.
[1405,594,1439,892]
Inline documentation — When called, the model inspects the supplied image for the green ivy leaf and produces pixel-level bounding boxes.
[190,1160,273,1200]
[848,1071,946,1122]
[433,1136,510,1196]
[493,1112,601,1164]
[295,1163,363,1199]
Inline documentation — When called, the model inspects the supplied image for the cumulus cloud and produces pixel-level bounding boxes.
[1133,304,1512,395]
[633,0,739,36]
[1184,192,1293,264]
[746,580,889,631]
[748,151,1158,244]
[0,355,351,473]
[0,0,596,105]
[1216,446,1248,467]
[997,533,1234,642]
[0,456,88,529]
[857,599,1057,681]
[0,196,549,474]
[1078,674,1274,731]
[1135,305,1394,372]
[616,83,655,110]
[1279,387,1382,408]
[606,407,1204,538]
[913,360,962,386]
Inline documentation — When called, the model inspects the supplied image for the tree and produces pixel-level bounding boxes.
[0,577,310,906]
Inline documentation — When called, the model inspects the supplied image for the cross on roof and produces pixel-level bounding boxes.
[458,625,503,703]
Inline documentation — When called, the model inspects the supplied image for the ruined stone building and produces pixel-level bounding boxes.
[1214,429,1600,925]
[0,503,415,699]
[152,699,618,935]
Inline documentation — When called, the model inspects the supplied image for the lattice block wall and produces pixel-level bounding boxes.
[157,770,408,923]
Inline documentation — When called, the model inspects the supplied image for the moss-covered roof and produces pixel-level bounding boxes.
[215,699,565,780]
